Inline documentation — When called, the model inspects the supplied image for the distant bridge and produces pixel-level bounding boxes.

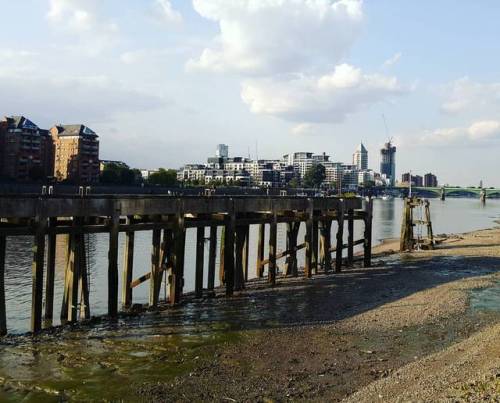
[395,186,500,199]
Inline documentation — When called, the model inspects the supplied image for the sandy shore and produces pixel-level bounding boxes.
[0,227,499,401]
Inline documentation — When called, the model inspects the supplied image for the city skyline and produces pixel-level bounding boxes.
[1,1,499,186]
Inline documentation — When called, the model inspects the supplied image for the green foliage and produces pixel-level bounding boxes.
[303,164,326,188]
[100,163,139,185]
[288,177,300,188]
[148,168,178,187]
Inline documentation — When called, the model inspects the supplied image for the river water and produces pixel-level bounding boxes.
[3,198,500,334]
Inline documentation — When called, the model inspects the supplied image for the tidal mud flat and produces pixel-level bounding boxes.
[0,228,499,402]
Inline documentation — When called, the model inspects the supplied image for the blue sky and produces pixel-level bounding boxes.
[1,0,499,186]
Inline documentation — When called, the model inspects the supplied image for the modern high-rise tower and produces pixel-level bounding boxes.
[353,142,368,170]
[216,144,229,158]
[380,141,396,186]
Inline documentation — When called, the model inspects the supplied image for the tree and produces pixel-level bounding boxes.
[100,163,138,185]
[288,177,300,188]
[303,164,326,188]
[148,168,178,187]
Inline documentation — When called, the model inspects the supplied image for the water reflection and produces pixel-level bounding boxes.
[2,198,500,334]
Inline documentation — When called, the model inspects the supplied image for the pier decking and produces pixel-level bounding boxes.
[0,195,373,335]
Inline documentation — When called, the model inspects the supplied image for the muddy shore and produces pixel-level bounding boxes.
[0,227,499,402]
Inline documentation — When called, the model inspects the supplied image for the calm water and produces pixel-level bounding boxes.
[3,198,500,334]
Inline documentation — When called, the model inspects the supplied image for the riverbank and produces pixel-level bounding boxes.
[0,227,499,401]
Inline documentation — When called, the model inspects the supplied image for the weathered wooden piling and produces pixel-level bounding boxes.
[284,222,300,276]
[224,204,236,296]
[319,219,332,272]
[195,226,205,298]
[363,198,373,267]
[305,199,314,278]
[31,215,46,333]
[268,211,277,285]
[234,226,247,290]
[108,207,120,317]
[121,217,135,308]
[256,223,265,278]
[0,235,6,336]
[149,225,162,308]
[335,202,345,272]
[207,225,217,293]
[347,209,354,266]
[44,217,57,325]
[170,205,186,305]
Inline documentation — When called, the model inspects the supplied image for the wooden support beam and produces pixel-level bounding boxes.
[243,225,250,282]
[234,226,246,291]
[31,216,46,333]
[268,211,277,286]
[284,222,300,277]
[335,202,345,273]
[195,226,205,298]
[224,205,236,296]
[256,223,265,278]
[44,217,57,326]
[149,225,162,308]
[219,226,225,285]
[207,225,217,293]
[347,209,354,266]
[121,217,134,309]
[320,219,332,273]
[312,219,319,274]
[60,234,71,323]
[108,206,120,317]
[305,199,313,278]
[79,232,90,320]
[0,235,6,336]
[170,205,186,305]
[364,198,373,268]
[67,222,83,323]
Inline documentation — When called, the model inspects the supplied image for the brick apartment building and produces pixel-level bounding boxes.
[50,124,100,183]
[0,116,53,181]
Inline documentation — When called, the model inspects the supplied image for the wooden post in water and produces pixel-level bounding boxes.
[243,225,250,282]
[149,224,162,308]
[347,209,354,266]
[312,220,319,274]
[219,226,226,284]
[256,223,265,278]
[363,197,373,267]
[79,232,90,320]
[305,199,313,278]
[170,203,186,305]
[207,225,217,294]
[108,206,120,317]
[67,228,80,323]
[234,226,246,291]
[268,211,277,285]
[31,215,46,333]
[195,226,205,298]
[224,204,236,296]
[320,219,332,273]
[335,202,345,273]
[0,235,6,336]
[44,217,57,325]
[122,216,135,309]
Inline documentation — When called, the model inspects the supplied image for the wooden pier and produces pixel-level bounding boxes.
[0,195,373,335]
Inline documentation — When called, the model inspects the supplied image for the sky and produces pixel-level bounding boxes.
[1,0,500,186]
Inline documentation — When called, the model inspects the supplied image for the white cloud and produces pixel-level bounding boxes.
[47,0,119,55]
[417,119,500,147]
[153,0,183,24]
[382,52,402,68]
[241,64,405,124]
[468,120,500,140]
[441,77,500,114]
[188,0,363,75]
